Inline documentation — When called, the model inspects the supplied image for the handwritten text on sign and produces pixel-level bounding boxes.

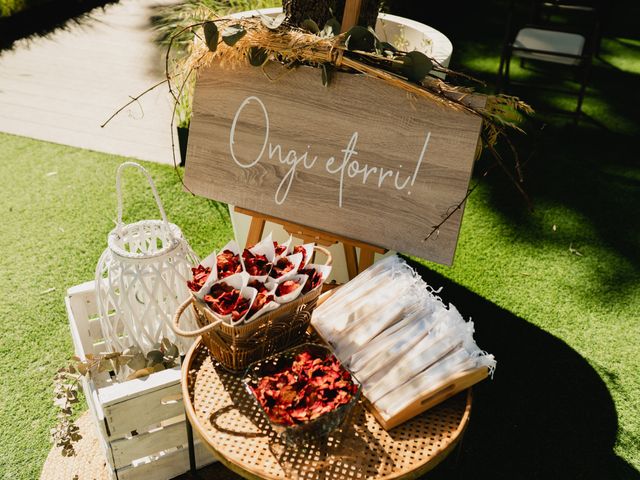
[230,96,432,207]
[184,64,484,265]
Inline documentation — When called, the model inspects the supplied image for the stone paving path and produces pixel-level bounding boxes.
[0,0,179,164]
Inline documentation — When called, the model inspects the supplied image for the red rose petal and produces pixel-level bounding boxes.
[276,280,300,297]
[300,268,323,294]
[292,245,308,266]
[251,350,357,427]
[273,241,288,256]
[217,250,242,278]
[243,250,272,276]
[248,291,275,318]
[204,282,248,320]
[187,265,211,292]
[270,257,295,279]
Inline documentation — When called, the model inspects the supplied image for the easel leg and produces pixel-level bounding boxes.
[246,217,266,247]
[359,249,375,272]
[343,245,358,280]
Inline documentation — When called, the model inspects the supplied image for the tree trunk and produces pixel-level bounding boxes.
[283,0,381,29]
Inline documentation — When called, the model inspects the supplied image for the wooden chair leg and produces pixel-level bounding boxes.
[343,245,358,280]
[576,64,590,117]
[246,217,266,248]
[503,52,512,90]
[496,51,506,93]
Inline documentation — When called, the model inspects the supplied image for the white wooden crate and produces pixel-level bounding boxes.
[65,280,216,480]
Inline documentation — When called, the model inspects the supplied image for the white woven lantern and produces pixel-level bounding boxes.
[95,162,199,354]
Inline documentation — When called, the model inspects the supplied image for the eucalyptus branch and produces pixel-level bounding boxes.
[482,132,533,210]
[51,339,180,456]
[170,66,197,194]
[422,125,535,242]
[100,79,169,128]
[165,20,218,102]
[422,162,498,242]
[429,56,487,86]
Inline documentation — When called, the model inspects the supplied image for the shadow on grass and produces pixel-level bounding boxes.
[0,0,119,51]
[388,0,640,295]
[402,260,639,480]
[474,121,640,299]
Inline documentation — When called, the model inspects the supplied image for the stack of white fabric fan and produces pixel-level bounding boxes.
[312,255,496,422]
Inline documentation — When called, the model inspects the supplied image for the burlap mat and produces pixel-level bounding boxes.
[40,412,110,480]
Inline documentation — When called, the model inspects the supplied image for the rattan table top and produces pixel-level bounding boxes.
[182,339,473,480]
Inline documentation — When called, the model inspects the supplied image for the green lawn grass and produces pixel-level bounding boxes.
[0,0,34,17]
[1,0,80,17]
[0,1,639,479]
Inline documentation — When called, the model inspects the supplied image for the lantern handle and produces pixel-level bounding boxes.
[115,162,172,233]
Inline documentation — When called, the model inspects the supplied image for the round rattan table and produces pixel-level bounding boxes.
[183,338,473,480]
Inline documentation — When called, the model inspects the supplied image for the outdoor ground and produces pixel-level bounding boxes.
[0,1,639,479]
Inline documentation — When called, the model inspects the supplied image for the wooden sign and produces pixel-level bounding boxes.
[184,63,484,265]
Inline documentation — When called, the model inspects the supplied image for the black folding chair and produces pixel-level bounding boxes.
[496,0,601,120]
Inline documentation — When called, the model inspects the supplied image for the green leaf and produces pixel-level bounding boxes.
[123,346,141,357]
[128,352,146,371]
[222,24,246,46]
[261,13,286,30]
[377,41,397,55]
[116,355,133,368]
[160,337,172,353]
[301,18,320,34]
[400,51,434,83]
[97,359,112,373]
[203,21,219,52]
[345,26,376,52]
[165,344,179,360]
[248,47,269,67]
[322,17,341,37]
[146,349,164,367]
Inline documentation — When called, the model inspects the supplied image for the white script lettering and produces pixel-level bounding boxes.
[228,95,431,207]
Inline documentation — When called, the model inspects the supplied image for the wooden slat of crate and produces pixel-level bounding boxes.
[66,280,218,478]
[111,415,187,469]
[81,376,117,472]
[100,368,185,438]
[66,281,96,356]
[116,440,212,480]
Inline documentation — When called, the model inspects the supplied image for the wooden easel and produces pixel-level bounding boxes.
[236,207,387,280]
[236,0,386,281]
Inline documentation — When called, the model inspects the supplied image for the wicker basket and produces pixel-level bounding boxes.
[173,246,332,372]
